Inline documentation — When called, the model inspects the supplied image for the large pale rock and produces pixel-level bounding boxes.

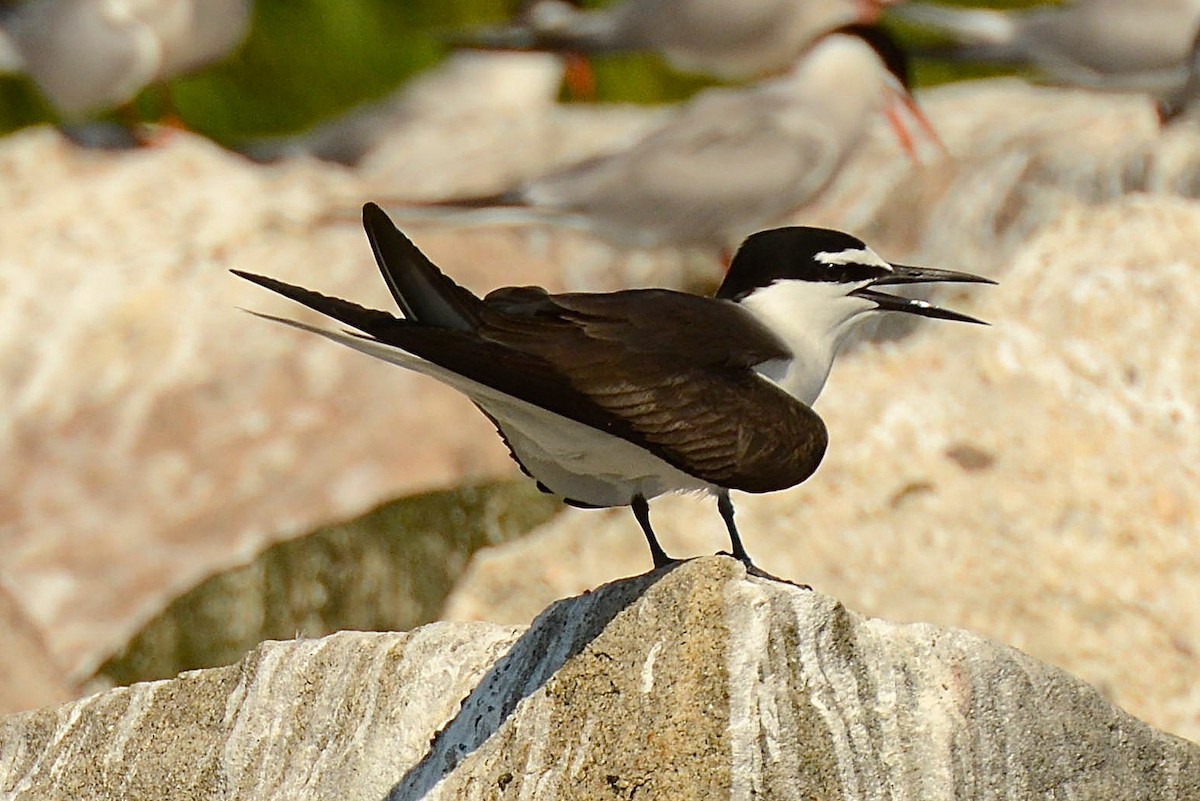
[0,131,532,684]
[2,559,1197,800]
[0,59,679,693]
[0,583,72,716]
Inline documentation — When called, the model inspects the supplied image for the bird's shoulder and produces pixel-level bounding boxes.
[478,286,790,369]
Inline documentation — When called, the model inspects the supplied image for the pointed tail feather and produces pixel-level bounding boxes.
[231,269,406,340]
[360,203,485,332]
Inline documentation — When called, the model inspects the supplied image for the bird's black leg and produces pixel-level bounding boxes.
[631,494,674,569]
[718,491,752,564]
[717,492,809,588]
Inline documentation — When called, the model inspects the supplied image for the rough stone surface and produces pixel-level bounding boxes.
[5,71,1200,712]
[2,559,1197,800]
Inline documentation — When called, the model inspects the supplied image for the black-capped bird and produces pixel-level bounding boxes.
[234,204,992,569]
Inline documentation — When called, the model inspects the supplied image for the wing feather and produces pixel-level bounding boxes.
[235,266,828,493]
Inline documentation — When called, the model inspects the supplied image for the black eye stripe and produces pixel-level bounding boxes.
[812,263,889,283]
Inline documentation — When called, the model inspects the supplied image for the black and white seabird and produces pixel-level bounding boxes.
[234,204,993,569]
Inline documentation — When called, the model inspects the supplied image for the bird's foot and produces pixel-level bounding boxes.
[651,553,682,570]
[717,551,812,590]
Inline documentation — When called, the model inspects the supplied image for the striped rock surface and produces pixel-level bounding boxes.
[2,557,1196,800]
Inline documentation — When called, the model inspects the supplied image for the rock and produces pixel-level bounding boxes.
[96,480,560,687]
[0,584,73,716]
[0,76,675,693]
[446,194,1200,744]
[2,558,1197,800]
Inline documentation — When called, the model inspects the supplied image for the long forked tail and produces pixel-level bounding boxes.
[230,269,404,340]
[360,203,484,331]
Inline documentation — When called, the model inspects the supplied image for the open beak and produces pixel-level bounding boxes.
[850,263,995,325]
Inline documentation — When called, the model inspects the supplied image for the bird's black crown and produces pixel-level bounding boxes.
[716,227,892,302]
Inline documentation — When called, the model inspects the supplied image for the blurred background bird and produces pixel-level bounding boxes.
[0,0,253,143]
[460,0,909,82]
[1156,23,1200,124]
[378,25,940,258]
[894,0,1200,106]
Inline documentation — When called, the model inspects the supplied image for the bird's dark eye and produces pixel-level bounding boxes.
[820,262,889,283]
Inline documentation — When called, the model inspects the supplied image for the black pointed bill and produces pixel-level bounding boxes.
[871,264,996,287]
[850,262,993,325]
[850,288,988,325]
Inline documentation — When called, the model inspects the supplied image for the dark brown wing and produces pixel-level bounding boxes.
[477,288,829,492]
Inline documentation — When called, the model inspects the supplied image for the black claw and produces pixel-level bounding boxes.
[744,561,812,590]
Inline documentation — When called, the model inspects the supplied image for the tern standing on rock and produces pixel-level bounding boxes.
[464,0,908,79]
[0,0,253,122]
[394,25,940,255]
[234,204,992,570]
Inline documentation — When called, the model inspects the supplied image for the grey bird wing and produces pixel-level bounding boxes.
[525,88,839,247]
[1019,1,1200,89]
[613,0,854,77]
[897,0,1200,92]
[4,0,251,116]
[233,270,828,494]
[462,0,865,79]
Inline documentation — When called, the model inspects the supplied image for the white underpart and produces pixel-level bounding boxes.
[738,278,878,406]
[815,247,892,270]
[265,317,714,508]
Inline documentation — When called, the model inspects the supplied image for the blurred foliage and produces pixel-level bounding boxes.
[0,0,1053,145]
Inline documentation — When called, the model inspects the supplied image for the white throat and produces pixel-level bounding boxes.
[736,280,877,406]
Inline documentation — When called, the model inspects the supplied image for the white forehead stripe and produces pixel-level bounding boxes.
[815,247,893,270]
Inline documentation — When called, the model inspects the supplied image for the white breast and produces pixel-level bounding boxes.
[737,279,877,406]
